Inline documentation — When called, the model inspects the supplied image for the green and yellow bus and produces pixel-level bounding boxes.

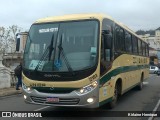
[21,14,149,108]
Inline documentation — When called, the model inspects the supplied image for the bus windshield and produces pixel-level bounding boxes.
[24,20,99,72]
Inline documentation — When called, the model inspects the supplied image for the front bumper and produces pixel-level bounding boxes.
[23,84,99,108]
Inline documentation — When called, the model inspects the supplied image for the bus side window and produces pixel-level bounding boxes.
[146,44,149,56]
[138,39,142,55]
[115,26,125,53]
[125,31,132,53]
[132,36,138,54]
[142,42,145,56]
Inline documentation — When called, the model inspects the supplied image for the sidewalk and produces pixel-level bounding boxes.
[0,87,22,97]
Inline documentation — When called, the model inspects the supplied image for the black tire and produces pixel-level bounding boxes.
[137,75,143,90]
[108,83,119,109]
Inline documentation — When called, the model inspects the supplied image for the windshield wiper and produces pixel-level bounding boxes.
[34,34,54,71]
[57,35,74,75]
[48,35,54,61]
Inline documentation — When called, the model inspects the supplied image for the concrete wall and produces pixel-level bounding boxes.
[0,54,16,89]
[0,68,11,89]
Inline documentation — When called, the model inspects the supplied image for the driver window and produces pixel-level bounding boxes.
[100,19,113,75]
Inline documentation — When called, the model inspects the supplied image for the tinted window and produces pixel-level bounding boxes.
[138,39,142,55]
[132,36,138,54]
[146,44,149,56]
[102,19,113,62]
[151,66,155,69]
[142,42,146,56]
[115,26,125,52]
[125,31,132,53]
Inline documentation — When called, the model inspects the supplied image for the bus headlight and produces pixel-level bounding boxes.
[22,83,33,93]
[76,81,98,95]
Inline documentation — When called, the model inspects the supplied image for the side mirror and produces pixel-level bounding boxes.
[104,34,112,49]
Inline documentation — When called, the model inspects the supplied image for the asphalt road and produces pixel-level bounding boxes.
[0,74,160,120]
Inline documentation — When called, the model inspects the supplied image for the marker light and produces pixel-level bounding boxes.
[22,83,33,93]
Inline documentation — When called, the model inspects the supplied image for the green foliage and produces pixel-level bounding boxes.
[136,27,160,35]
[136,29,155,35]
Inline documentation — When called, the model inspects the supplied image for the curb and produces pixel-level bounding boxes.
[0,88,22,97]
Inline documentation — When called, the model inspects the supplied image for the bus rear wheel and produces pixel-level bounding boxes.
[137,75,143,90]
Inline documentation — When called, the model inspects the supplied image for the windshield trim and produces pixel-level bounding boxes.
[32,18,100,26]
[23,19,100,75]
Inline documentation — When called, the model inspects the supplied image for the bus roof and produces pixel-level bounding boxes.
[35,13,145,43]
[35,13,112,23]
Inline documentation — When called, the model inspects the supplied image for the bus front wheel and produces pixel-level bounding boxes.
[108,83,119,109]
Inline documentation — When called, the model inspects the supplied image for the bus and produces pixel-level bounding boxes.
[20,14,149,108]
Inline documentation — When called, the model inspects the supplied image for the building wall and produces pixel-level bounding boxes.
[2,32,27,68]
[139,30,160,50]
[155,30,160,48]
[19,32,28,53]
[139,30,160,65]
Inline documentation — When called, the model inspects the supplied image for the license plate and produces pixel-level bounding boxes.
[46,97,59,103]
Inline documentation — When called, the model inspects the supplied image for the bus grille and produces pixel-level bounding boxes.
[31,96,80,105]
[34,88,77,94]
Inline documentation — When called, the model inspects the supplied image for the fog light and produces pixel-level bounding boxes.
[87,98,94,103]
[24,95,27,99]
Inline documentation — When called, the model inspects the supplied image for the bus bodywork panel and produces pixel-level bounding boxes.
[22,69,100,108]
[99,54,149,105]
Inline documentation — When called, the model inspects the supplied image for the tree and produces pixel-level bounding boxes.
[0,27,10,53]
[0,25,21,54]
[136,30,146,35]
